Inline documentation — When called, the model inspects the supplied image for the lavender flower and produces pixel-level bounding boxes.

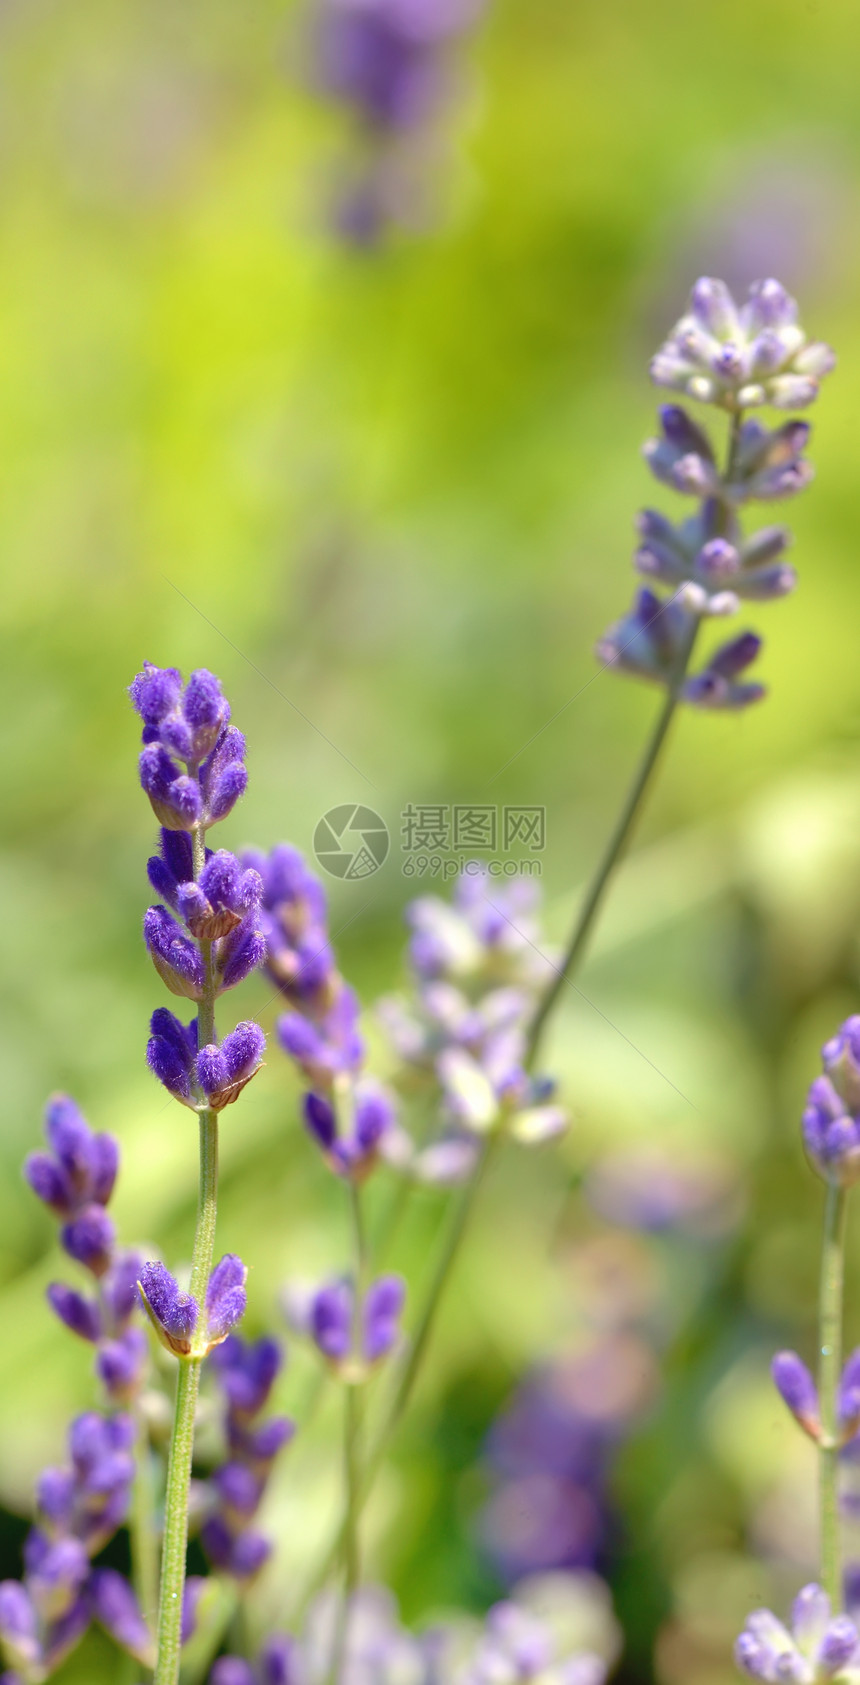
[803,1020,860,1187]
[597,276,834,710]
[147,1012,266,1112]
[210,1638,296,1685]
[131,664,247,832]
[287,1274,405,1375]
[481,1335,657,1584]
[735,1585,860,1682]
[309,0,485,244]
[25,1096,117,1225]
[651,278,835,411]
[143,902,266,1001]
[26,1102,149,1406]
[303,1079,395,1179]
[138,1255,247,1358]
[201,1335,295,1583]
[443,1574,621,1685]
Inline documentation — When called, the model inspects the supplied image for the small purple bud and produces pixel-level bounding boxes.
[819,1617,859,1674]
[138,1262,198,1357]
[129,663,183,724]
[210,1334,283,1416]
[61,1205,115,1277]
[310,1281,353,1363]
[212,1462,262,1518]
[772,1351,819,1438]
[36,1467,75,1527]
[363,1274,405,1362]
[46,1284,101,1343]
[87,1570,152,1663]
[24,1152,73,1215]
[144,906,204,1001]
[97,1328,148,1403]
[205,1254,247,1345]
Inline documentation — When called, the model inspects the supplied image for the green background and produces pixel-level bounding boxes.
[2,0,860,1679]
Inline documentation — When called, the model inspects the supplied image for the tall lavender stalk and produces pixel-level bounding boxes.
[529,274,834,1063]
[370,273,835,1470]
[130,664,266,1685]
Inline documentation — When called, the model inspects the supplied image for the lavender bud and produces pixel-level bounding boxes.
[210,1334,283,1416]
[61,1205,116,1276]
[771,1351,819,1438]
[143,906,204,1001]
[87,1570,153,1664]
[363,1274,405,1362]
[96,1328,148,1403]
[138,1262,198,1357]
[146,1008,198,1108]
[0,1582,40,1676]
[205,1254,248,1346]
[46,1284,101,1343]
[197,1022,265,1111]
[819,1618,859,1674]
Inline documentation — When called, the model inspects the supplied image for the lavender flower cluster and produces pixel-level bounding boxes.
[598,279,834,709]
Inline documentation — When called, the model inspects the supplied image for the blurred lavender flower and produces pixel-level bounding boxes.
[0,1412,145,1680]
[210,1637,296,1685]
[201,1335,295,1583]
[308,0,486,244]
[735,1584,860,1682]
[597,278,835,710]
[286,1273,405,1376]
[652,278,835,411]
[584,1143,741,1238]
[379,868,563,1173]
[803,1019,860,1188]
[441,1573,622,1685]
[304,1079,395,1179]
[481,1334,658,1583]
[26,1099,149,1407]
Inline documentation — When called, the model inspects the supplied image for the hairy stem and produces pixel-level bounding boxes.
[154,825,220,1685]
[819,1181,848,1608]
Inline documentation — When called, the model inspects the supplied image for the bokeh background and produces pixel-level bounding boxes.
[3,0,860,1679]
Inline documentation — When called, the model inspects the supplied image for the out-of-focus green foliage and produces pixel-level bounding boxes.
[2,0,860,1680]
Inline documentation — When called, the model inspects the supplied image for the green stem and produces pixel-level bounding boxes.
[525,622,696,1067]
[819,1181,848,1608]
[526,406,743,1069]
[154,824,220,1685]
